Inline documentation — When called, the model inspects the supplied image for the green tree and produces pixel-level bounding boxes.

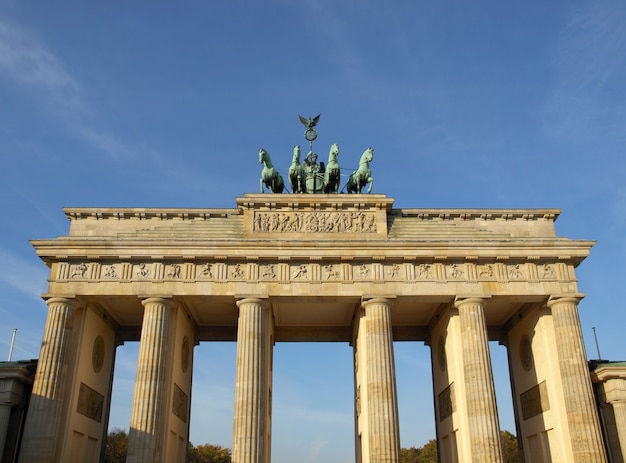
[501,430,520,463]
[400,446,421,463]
[401,431,518,463]
[418,439,438,463]
[187,443,231,463]
[104,428,231,463]
[104,427,128,463]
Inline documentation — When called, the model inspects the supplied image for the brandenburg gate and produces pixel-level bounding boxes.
[20,193,608,462]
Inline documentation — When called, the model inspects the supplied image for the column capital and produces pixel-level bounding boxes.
[547,295,584,307]
[44,296,78,308]
[453,296,487,308]
[361,297,395,308]
[140,296,174,308]
[236,297,269,309]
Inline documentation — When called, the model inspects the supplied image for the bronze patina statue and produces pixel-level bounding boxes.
[346,147,374,194]
[259,148,285,193]
[257,115,373,194]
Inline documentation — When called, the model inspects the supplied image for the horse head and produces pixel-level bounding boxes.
[328,143,339,162]
[360,147,374,165]
[259,148,267,164]
[292,145,301,164]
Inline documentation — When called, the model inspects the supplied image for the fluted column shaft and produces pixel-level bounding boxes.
[548,297,607,462]
[127,297,174,463]
[362,298,400,463]
[19,297,76,462]
[0,404,11,459]
[232,298,272,463]
[612,401,626,459]
[455,297,503,462]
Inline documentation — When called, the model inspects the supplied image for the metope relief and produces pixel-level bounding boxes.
[477,264,494,279]
[539,264,557,279]
[261,264,277,279]
[324,264,340,280]
[291,264,309,280]
[198,263,214,279]
[253,211,377,233]
[448,264,465,280]
[509,264,525,280]
[102,265,118,279]
[417,264,433,279]
[70,263,88,279]
[231,264,246,279]
[166,264,182,279]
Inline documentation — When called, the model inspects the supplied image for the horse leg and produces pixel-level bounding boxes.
[366,177,373,194]
[260,178,265,193]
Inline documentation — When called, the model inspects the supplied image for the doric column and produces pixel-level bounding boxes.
[454,297,503,462]
[232,298,273,463]
[127,297,174,463]
[548,296,607,462]
[612,401,626,459]
[361,298,400,463]
[19,297,76,462]
[0,404,11,459]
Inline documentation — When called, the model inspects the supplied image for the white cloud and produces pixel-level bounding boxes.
[0,20,81,100]
[0,19,168,166]
[0,249,48,299]
[308,437,328,462]
[543,0,626,141]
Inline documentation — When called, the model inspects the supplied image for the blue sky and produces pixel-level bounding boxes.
[1,1,625,461]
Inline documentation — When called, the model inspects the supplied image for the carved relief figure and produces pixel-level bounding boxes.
[167,264,181,278]
[388,264,401,278]
[199,263,214,278]
[541,264,556,279]
[103,265,117,278]
[449,264,464,279]
[358,264,370,278]
[509,264,524,279]
[262,265,276,279]
[136,263,151,278]
[324,264,340,280]
[292,265,308,280]
[253,211,376,233]
[478,264,494,278]
[231,264,245,279]
[71,263,88,279]
[418,264,433,279]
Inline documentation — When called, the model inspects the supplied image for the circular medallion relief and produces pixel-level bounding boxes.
[181,336,190,373]
[520,335,533,371]
[437,336,447,371]
[92,336,105,373]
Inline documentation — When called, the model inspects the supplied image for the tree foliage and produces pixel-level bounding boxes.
[104,429,231,463]
[104,427,128,463]
[187,443,232,463]
[400,431,519,463]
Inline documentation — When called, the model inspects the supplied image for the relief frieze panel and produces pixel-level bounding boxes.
[54,260,569,286]
[253,211,377,233]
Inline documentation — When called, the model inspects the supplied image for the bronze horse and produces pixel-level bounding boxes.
[259,148,285,193]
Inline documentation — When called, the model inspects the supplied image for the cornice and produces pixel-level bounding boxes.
[61,206,561,223]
